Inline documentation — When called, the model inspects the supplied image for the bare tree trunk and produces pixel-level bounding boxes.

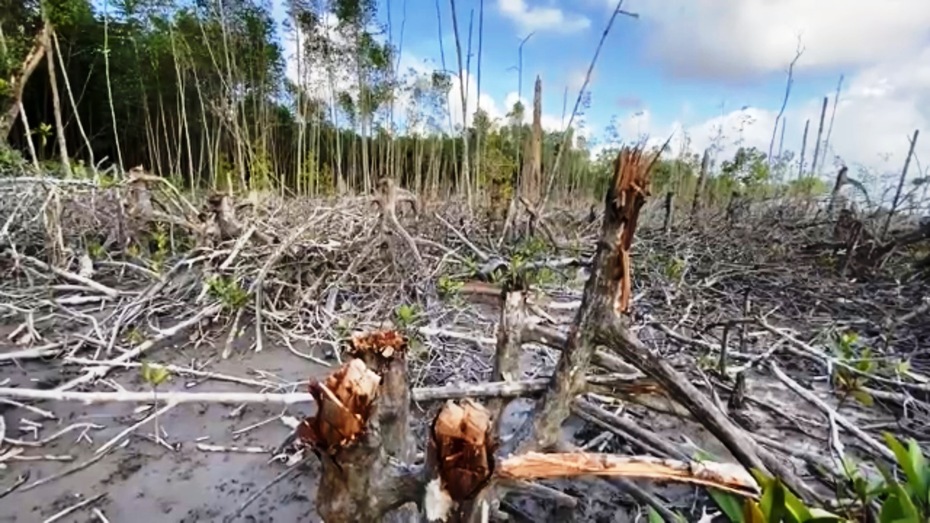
[818,75,844,177]
[521,76,542,201]
[777,116,787,159]
[18,101,40,169]
[52,31,95,172]
[827,166,849,218]
[44,24,72,178]
[0,23,49,143]
[797,119,810,180]
[881,129,920,240]
[539,0,634,213]
[449,0,472,208]
[689,149,709,226]
[663,191,673,235]
[767,42,804,168]
[809,96,828,179]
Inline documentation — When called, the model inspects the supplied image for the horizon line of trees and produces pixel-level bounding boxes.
[2,0,882,210]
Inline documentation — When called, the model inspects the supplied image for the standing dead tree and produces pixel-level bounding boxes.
[809,96,828,179]
[689,149,710,227]
[827,165,849,218]
[291,146,783,522]
[881,129,920,240]
[767,40,804,169]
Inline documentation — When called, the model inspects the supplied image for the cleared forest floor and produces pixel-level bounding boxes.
[0,177,928,522]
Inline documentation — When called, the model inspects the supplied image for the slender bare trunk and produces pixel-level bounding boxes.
[44,24,72,177]
[797,119,810,180]
[881,129,920,239]
[809,96,828,178]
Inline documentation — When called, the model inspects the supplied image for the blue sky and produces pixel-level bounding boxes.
[275,0,930,181]
[391,0,836,134]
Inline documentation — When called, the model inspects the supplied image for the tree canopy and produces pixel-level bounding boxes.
[0,0,826,203]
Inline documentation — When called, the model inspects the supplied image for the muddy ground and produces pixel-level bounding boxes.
[1,191,925,522]
[0,298,731,523]
[0,313,863,523]
[0,330,329,523]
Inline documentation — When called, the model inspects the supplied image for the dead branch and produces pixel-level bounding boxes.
[498,452,759,498]
[507,146,658,454]
[597,320,821,502]
[375,177,423,269]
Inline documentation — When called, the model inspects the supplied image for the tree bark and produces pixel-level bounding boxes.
[689,149,709,227]
[826,165,848,218]
[298,336,423,523]
[0,22,50,143]
[506,147,658,454]
[44,25,72,177]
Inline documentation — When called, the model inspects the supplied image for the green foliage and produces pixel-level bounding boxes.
[437,275,464,299]
[126,327,145,346]
[879,432,930,521]
[722,147,771,189]
[207,276,248,311]
[248,144,274,191]
[645,506,686,523]
[786,177,829,198]
[830,331,875,407]
[393,303,421,329]
[513,235,549,260]
[0,146,26,172]
[663,256,686,281]
[711,437,930,523]
[85,238,106,260]
[0,0,846,207]
[31,122,53,149]
[711,471,844,523]
[141,361,170,387]
[335,316,354,340]
[149,221,170,273]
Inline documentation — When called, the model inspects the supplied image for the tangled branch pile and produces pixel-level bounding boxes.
[1,146,929,522]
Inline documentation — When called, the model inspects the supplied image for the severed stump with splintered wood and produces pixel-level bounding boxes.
[296,333,422,523]
[424,401,495,522]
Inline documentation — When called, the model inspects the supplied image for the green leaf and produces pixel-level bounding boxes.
[708,488,745,522]
[751,469,775,489]
[851,389,875,407]
[761,478,786,523]
[744,500,766,523]
[884,433,925,499]
[879,482,920,523]
[141,361,153,383]
[781,485,812,522]
[141,361,170,386]
[806,507,846,522]
[647,506,665,523]
[895,360,911,375]
[694,449,718,462]
[905,438,929,499]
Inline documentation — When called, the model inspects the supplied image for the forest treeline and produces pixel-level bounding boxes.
[1,0,827,205]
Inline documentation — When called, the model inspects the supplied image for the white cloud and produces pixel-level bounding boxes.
[630,0,930,80]
[498,0,591,35]
[447,70,504,128]
[566,68,592,91]
[617,44,930,192]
